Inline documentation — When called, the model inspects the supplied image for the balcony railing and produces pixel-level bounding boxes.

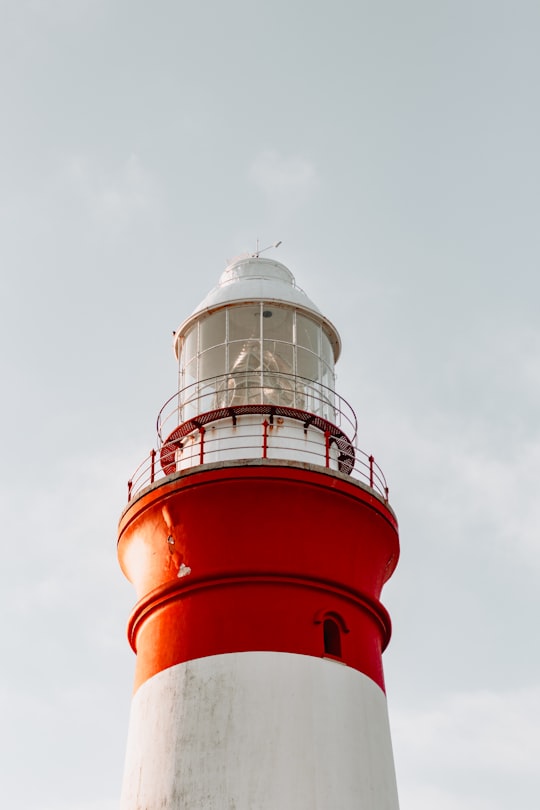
[126,382,389,504]
[157,372,358,447]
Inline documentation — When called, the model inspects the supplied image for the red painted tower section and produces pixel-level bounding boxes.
[118,254,400,810]
[119,463,398,694]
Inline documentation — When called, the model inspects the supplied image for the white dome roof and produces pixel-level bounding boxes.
[175,255,341,360]
[193,256,322,315]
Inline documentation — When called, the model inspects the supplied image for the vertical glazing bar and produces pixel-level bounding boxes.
[325,430,331,468]
[262,419,269,459]
[177,331,182,399]
[177,330,183,425]
[292,310,297,410]
[225,308,229,397]
[195,320,200,412]
[199,426,206,465]
[258,303,263,403]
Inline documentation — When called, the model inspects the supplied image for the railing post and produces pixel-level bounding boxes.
[369,455,374,488]
[199,426,206,465]
[262,419,269,459]
[150,449,156,483]
[127,480,132,501]
[324,430,331,468]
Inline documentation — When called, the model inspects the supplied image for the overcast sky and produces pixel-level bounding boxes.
[1,1,539,808]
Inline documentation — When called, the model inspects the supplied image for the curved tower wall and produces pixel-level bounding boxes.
[118,254,400,809]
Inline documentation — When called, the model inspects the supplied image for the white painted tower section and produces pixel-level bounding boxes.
[121,653,399,810]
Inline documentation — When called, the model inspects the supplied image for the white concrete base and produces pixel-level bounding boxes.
[120,652,399,810]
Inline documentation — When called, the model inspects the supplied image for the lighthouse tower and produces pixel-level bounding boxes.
[118,253,400,809]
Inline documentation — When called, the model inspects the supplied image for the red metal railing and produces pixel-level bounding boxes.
[126,417,389,504]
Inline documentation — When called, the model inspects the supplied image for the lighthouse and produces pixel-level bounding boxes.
[118,251,400,809]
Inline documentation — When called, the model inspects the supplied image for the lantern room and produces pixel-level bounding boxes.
[153,254,358,475]
[172,255,341,423]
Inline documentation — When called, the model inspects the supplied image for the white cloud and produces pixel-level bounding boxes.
[64,152,160,228]
[1,444,135,624]
[394,686,540,773]
[456,438,540,556]
[3,0,105,56]
[369,385,540,568]
[24,0,102,27]
[249,149,319,210]
[397,783,494,810]
[392,685,540,810]
[38,800,119,810]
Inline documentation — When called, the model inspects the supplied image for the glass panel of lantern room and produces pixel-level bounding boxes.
[200,345,226,411]
[181,358,199,421]
[227,305,262,405]
[262,341,295,407]
[296,347,320,381]
[261,306,293,342]
[228,304,261,341]
[260,306,295,406]
[320,362,335,420]
[199,310,226,351]
[296,313,320,354]
[296,347,321,414]
[182,325,198,365]
[227,343,262,404]
[200,345,226,380]
[320,332,336,419]
[178,325,197,395]
[321,332,335,377]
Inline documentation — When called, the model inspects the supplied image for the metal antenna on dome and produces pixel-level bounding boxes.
[252,239,282,258]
